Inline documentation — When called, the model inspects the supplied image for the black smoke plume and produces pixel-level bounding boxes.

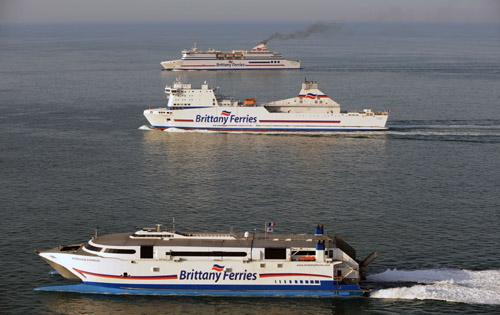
[260,22,341,44]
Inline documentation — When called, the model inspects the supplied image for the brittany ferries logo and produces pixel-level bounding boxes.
[179,265,258,283]
[211,264,225,272]
[195,112,257,125]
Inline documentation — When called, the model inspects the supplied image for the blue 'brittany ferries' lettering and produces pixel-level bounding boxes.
[195,114,257,125]
[179,269,257,283]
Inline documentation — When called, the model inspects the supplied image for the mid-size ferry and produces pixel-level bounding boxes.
[37,224,377,297]
[143,80,389,133]
[161,43,300,71]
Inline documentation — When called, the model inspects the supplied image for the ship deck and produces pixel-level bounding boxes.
[90,232,335,249]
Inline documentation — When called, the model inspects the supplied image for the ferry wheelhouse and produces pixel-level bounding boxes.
[37,225,377,297]
[161,43,300,71]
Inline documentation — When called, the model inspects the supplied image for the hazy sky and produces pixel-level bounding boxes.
[1,0,499,24]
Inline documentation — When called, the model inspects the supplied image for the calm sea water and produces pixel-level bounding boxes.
[1,22,499,314]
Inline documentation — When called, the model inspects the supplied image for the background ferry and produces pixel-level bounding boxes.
[161,43,301,71]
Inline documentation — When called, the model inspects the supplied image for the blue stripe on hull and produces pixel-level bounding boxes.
[81,281,360,291]
[152,126,388,132]
[35,283,365,298]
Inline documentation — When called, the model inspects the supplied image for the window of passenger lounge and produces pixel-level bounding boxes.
[168,251,247,257]
[104,248,136,254]
[140,246,154,258]
[264,248,287,260]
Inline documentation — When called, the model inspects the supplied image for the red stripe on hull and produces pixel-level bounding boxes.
[74,268,178,280]
[297,95,330,99]
[174,119,194,122]
[259,120,341,124]
[259,273,332,279]
[181,65,216,67]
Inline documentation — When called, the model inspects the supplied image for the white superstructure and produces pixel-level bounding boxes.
[38,224,377,297]
[161,43,300,71]
[143,80,389,133]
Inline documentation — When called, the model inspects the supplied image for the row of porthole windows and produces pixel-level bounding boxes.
[297,100,323,104]
[274,280,320,284]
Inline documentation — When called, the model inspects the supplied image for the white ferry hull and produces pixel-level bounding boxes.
[161,59,301,71]
[39,252,364,296]
[144,107,388,133]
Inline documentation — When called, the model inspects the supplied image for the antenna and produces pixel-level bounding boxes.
[172,217,175,232]
[94,226,99,239]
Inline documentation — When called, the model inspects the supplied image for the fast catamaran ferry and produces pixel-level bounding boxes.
[37,224,377,297]
[143,80,389,133]
[161,43,300,71]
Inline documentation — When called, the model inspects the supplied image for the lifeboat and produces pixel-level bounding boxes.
[244,98,256,106]
[298,256,316,261]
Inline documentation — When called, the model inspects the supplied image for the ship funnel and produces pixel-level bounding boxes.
[252,43,268,51]
[314,224,325,236]
[315,240,326,262]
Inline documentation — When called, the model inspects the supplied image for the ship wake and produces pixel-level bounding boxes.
[368,268,500,305]
[387,121,500,143]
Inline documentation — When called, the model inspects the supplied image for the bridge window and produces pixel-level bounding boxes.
[84,243,102,252]
[132,233,173,238]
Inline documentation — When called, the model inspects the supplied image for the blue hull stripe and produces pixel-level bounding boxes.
[152,126,388,132]
[35,284,365,297]
[80,281,362,292]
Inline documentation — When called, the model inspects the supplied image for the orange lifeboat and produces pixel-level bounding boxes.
[244,98,256,106]
[298,256,316,261]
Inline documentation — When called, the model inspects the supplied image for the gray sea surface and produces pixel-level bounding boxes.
[0,22,500,314]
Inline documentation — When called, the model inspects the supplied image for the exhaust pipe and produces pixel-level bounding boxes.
[359,251,378,280]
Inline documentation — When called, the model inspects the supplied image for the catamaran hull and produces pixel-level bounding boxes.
[38,252,366,297]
